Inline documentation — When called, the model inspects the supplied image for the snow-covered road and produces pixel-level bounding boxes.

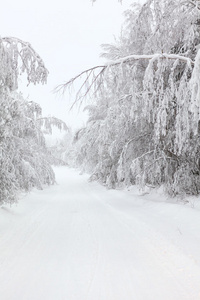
[0,167,200,300]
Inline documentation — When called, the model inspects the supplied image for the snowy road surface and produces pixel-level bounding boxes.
[0,167,200,300]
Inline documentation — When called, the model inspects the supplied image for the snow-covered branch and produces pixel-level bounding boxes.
[56,53,194,104]
[0,37,48,89]
[66,0,200,196]
[37,116,68,134]
[131,150,155,164]
[105,53,194,67]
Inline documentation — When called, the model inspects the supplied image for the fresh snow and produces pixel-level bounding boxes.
[0,167,200,300]
[105,53,194,67]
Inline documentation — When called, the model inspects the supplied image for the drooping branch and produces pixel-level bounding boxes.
[0,37,48,90]
[55,65,105,93]
[105,53,194,67]
[56,53,194,106]
[36,116,68,134]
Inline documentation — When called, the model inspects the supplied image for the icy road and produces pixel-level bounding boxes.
[0,167,200,300]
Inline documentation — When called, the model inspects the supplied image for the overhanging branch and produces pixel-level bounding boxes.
[55,53,194,106]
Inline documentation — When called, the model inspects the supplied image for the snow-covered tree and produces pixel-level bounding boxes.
[60,0,200,196]
[44,126,72,166]
[0,37,67,204]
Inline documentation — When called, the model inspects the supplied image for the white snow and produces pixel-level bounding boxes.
[105,53,194,67]
[0,167,200,300]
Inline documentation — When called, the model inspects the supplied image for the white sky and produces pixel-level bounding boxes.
[1,0,140,129]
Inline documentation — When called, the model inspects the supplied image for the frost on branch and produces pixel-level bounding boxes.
[56,53,193,107]
[0,92,56,204]
[190,49,200,125]
[37,116,69,135]
[0,37,48,90]
[0,37,53,205]
[60,53,198,195]
[62,0,200,196]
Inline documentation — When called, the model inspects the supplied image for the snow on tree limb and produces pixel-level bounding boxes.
[36,116,69,135]
[0,37,52,204]
[66,0,200,196]
[0,37,48,90]
[190,49,200,117]
[105,53,194,67]
[56,52,194,107]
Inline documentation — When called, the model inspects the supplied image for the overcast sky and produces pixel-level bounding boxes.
[1,0,141,129]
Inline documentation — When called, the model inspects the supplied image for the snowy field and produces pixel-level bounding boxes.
[0,167,200,300]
